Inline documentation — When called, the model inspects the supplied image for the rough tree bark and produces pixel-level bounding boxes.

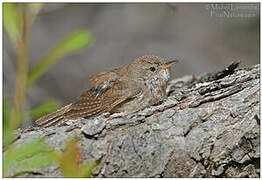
[10,63,260,177]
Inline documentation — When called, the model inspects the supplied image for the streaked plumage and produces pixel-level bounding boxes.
[35,55,178,127]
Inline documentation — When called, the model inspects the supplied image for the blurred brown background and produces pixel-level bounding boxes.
[3,3,260,109]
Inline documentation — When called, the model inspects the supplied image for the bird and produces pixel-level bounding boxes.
[35,55,178,127]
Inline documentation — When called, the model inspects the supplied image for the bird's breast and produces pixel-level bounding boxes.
[145,70,170,105]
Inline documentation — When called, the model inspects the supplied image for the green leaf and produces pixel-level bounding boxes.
[79,160,99,177]
[3,127,13,148]
[27,30,93,88]
[57,137,81,177]
[3,98,14,147]
[3,3,21,44]
[53,137,97,177]
[30,100,60,119]
[3,98,11,127]
[3,140,53,177]
[4,152,53,177]
[18,152,53,170]
[4,140,50,165]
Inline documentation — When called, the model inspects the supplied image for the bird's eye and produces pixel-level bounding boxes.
[149,67,156,72]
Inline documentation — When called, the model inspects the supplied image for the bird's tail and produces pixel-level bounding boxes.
[35,104,72,127]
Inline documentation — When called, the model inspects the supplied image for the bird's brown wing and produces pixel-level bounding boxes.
[35,104,72,127]
[35,69,121,127]
[35,85,141,128]
[64,86,137,120]
[89,69,121,97]
[89,68,119,87]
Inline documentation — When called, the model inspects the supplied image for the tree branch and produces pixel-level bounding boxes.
[13,63,260,177]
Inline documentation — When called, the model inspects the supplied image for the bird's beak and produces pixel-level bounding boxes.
[159,60,179,72]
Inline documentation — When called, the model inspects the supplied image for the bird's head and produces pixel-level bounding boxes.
[126,55,178,83]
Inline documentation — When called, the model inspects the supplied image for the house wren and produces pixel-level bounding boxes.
[35,55,178,127]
